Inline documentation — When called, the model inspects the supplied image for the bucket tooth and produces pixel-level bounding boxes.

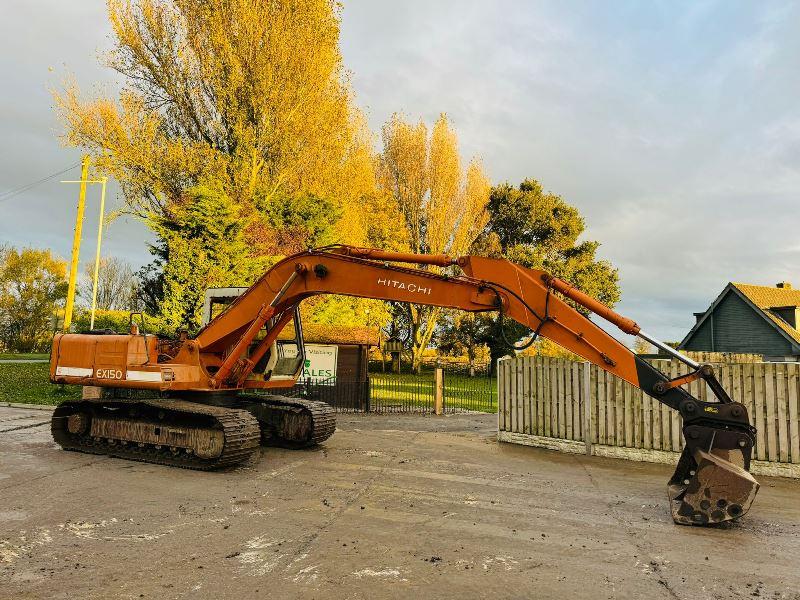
[668,448,759,526]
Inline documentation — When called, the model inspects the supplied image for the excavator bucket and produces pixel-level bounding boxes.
[668,448,759,525]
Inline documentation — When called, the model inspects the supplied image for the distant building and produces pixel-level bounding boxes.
[679,281,800,360]
[282,323,379,382]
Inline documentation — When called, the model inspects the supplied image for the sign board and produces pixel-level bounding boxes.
[303,344,338,382]
[384,340,403,353]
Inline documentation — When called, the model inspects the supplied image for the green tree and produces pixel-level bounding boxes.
[470,179,621,373]
[0,247,68,352]
[247,191,341,256]
[148,185,250,332]
[437,313,483,376]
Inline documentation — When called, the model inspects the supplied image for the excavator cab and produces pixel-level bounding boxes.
[253,307,306,382]
[202,288,307,383]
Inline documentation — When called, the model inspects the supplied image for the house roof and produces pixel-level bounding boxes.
[278,324,380,347]
[730,283,800,345]
[679,282,800,350]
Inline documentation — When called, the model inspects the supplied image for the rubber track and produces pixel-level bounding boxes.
[51,398,260,470]
[240,395,336,447]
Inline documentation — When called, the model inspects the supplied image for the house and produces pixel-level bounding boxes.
[678,281,800,360]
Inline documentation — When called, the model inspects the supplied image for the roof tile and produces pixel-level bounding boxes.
[731,283,800,345]
[278,324,380,346]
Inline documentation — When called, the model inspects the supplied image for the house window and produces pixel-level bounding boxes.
[769,306,799,329]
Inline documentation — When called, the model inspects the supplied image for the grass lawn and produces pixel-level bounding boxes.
[0,353,50,361]
[0,362,80,405]
[0,362,497,413]
[369,372,497,413]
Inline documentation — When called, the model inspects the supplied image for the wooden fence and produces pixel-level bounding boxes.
[662,351,764,364]
[497,356,800,477]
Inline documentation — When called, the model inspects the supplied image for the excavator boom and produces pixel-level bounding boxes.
[49,245,759,525]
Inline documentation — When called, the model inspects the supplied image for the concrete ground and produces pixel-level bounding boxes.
[0,405,798,600]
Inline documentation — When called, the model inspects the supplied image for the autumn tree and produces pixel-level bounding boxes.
[437,313,484,376]
[0,247,68,352]
[57,0,374,213]
[78,256,137,311]
[55,0,392,326]
[467,179,621,373]
[379,113,490,372]
[149,185,250,332]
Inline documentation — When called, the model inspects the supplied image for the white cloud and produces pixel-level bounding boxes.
[341,0,800,341]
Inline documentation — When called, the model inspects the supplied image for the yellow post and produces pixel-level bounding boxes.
[63,155,90,331]
[89,177,108,330]
[434,367,444,415]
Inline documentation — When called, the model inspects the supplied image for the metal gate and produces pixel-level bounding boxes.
[286,378,370,412]
[287,373,496,414]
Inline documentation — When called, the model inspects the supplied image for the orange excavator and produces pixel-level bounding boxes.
[49,245,759,526]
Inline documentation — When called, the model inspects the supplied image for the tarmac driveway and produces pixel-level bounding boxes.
[0,406,798,600]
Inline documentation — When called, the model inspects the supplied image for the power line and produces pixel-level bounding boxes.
[0,162,82,204]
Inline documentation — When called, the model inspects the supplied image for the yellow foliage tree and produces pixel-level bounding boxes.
[57,0,373,216]
[0,247,68,352]
[55,0,398,328]
[379,113,490,371]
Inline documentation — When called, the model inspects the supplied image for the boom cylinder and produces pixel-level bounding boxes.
[638,330,700,369]
[543,274,700,369]
[542,274,641,335]
[332,246,456,267]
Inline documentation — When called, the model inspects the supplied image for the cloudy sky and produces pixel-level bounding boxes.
[1,0,799,343]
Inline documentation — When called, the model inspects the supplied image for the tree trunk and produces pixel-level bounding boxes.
[467,314,476,377]
[409,304,442,374]
[488,346,509,377]
[409,308,423,373]
[467,339,476,377]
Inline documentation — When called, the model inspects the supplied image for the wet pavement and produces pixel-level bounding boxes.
[1,406,798,599]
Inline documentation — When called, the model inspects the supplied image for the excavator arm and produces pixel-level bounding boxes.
[50,245,759,524]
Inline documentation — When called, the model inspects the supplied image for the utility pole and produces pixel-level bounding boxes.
[62,158,109,331]
[63,155,90,331]
[89,177,108,330]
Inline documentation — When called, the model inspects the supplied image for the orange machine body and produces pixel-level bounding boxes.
[50,333,207,391]
[47,245,760,526]
[50,248,644,393]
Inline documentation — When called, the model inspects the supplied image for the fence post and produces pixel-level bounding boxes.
[496,358,504,433]
[434,368,444,415]
[364,376,371,413]
[583,362,592,456]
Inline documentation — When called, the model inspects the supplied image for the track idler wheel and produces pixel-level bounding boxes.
[66,412,90,435]
[237,395,336,449]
